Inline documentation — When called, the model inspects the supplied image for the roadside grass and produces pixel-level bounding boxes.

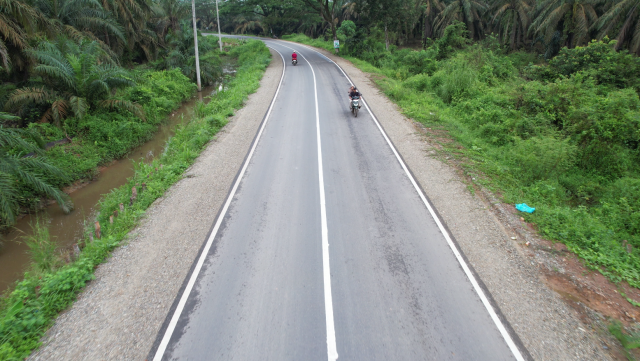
[282,34,640,294]
[0,39,271,360]
[609,321,640,360]
[22,220,61,274]
[281,34,335,53]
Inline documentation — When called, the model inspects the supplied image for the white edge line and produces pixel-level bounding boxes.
[285,41,526,361]
[277,42,339,361]
[153,45,287,361]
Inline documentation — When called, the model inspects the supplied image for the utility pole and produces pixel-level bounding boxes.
[215,0,222,52]
[191,0,202,92]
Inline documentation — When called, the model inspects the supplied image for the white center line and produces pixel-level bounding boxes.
[276,42,339,361]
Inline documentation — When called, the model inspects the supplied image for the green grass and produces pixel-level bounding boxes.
[16,69,196,204]
[0,39,271,360]
[609,321,640,360]
[281,34,335,53]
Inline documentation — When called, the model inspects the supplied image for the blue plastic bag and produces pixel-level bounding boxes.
[515,203,535,213]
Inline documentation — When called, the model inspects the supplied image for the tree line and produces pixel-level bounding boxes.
[220,0,640,56]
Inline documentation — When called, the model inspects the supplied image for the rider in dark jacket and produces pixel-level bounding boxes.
[348,86,361,108]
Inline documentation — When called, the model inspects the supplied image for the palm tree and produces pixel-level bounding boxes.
[341,1,360,21]
[6,39,144,125]
[153,0,190,45]
[435,0,487,39]
[0,0,50,71]
[232,14,264,34]
[34,0,125,49]
[102,0,158,60]
[0,121,71,225]
[530,0,601,48]
[423,0,446,46]
[595,0,640,55]
[491,0,533,50]
[156,22,222,85]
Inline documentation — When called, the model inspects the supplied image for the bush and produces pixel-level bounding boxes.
[42,68,194,184]
[430,57,478,103]
[505,137,577,184]
[524,39,640,92]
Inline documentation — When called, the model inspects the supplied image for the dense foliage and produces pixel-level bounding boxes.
[218,0,640,57]
[0,0,229,226]
[0,126,71,224]
[154,21,222,85]
[42,68,195,181]
[0,40,270,360]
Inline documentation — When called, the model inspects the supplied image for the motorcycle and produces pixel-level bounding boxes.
[292,58,297,66]
[350,95,361,117]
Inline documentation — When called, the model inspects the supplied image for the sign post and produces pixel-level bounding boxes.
[333,39,339,55]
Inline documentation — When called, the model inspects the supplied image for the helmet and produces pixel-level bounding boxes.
[293,50,296,53]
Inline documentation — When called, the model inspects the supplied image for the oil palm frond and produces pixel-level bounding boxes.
[0,127,71,224]
[99,99,145,121]
[5,87,59,110]
[596,0,640,54]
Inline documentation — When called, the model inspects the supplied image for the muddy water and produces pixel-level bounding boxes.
[0,86,218,294]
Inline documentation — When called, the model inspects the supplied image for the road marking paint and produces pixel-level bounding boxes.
[275,42,339,361]
[287,42,526,361]
[152,46,287,361]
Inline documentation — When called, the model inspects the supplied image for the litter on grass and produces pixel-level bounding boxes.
[516,203,535,213]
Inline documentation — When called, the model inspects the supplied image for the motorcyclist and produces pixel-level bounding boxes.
[292,51,297,62]
[348,86,361,109]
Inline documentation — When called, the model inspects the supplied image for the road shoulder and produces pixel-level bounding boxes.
[28,48,283,361]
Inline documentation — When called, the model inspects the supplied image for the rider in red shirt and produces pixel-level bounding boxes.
[292,51,297,61]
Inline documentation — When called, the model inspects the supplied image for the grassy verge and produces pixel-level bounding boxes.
[281,34,335,53]
[0,39,271,360]
[284,33,640,293]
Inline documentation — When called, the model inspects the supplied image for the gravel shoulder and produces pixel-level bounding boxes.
[297,45,612,360]
[28,49,283,361]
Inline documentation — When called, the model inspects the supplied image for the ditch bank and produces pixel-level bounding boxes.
[0,85,221,295]
[24,46,281,361]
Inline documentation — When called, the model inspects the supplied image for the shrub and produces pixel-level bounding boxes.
[524,39,640,91]
[504,137,577,184]
[430,58,478,103]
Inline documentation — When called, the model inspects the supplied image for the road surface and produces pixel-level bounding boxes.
[149,38,528,361]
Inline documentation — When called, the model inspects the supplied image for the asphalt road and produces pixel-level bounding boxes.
[150,38,527,361]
